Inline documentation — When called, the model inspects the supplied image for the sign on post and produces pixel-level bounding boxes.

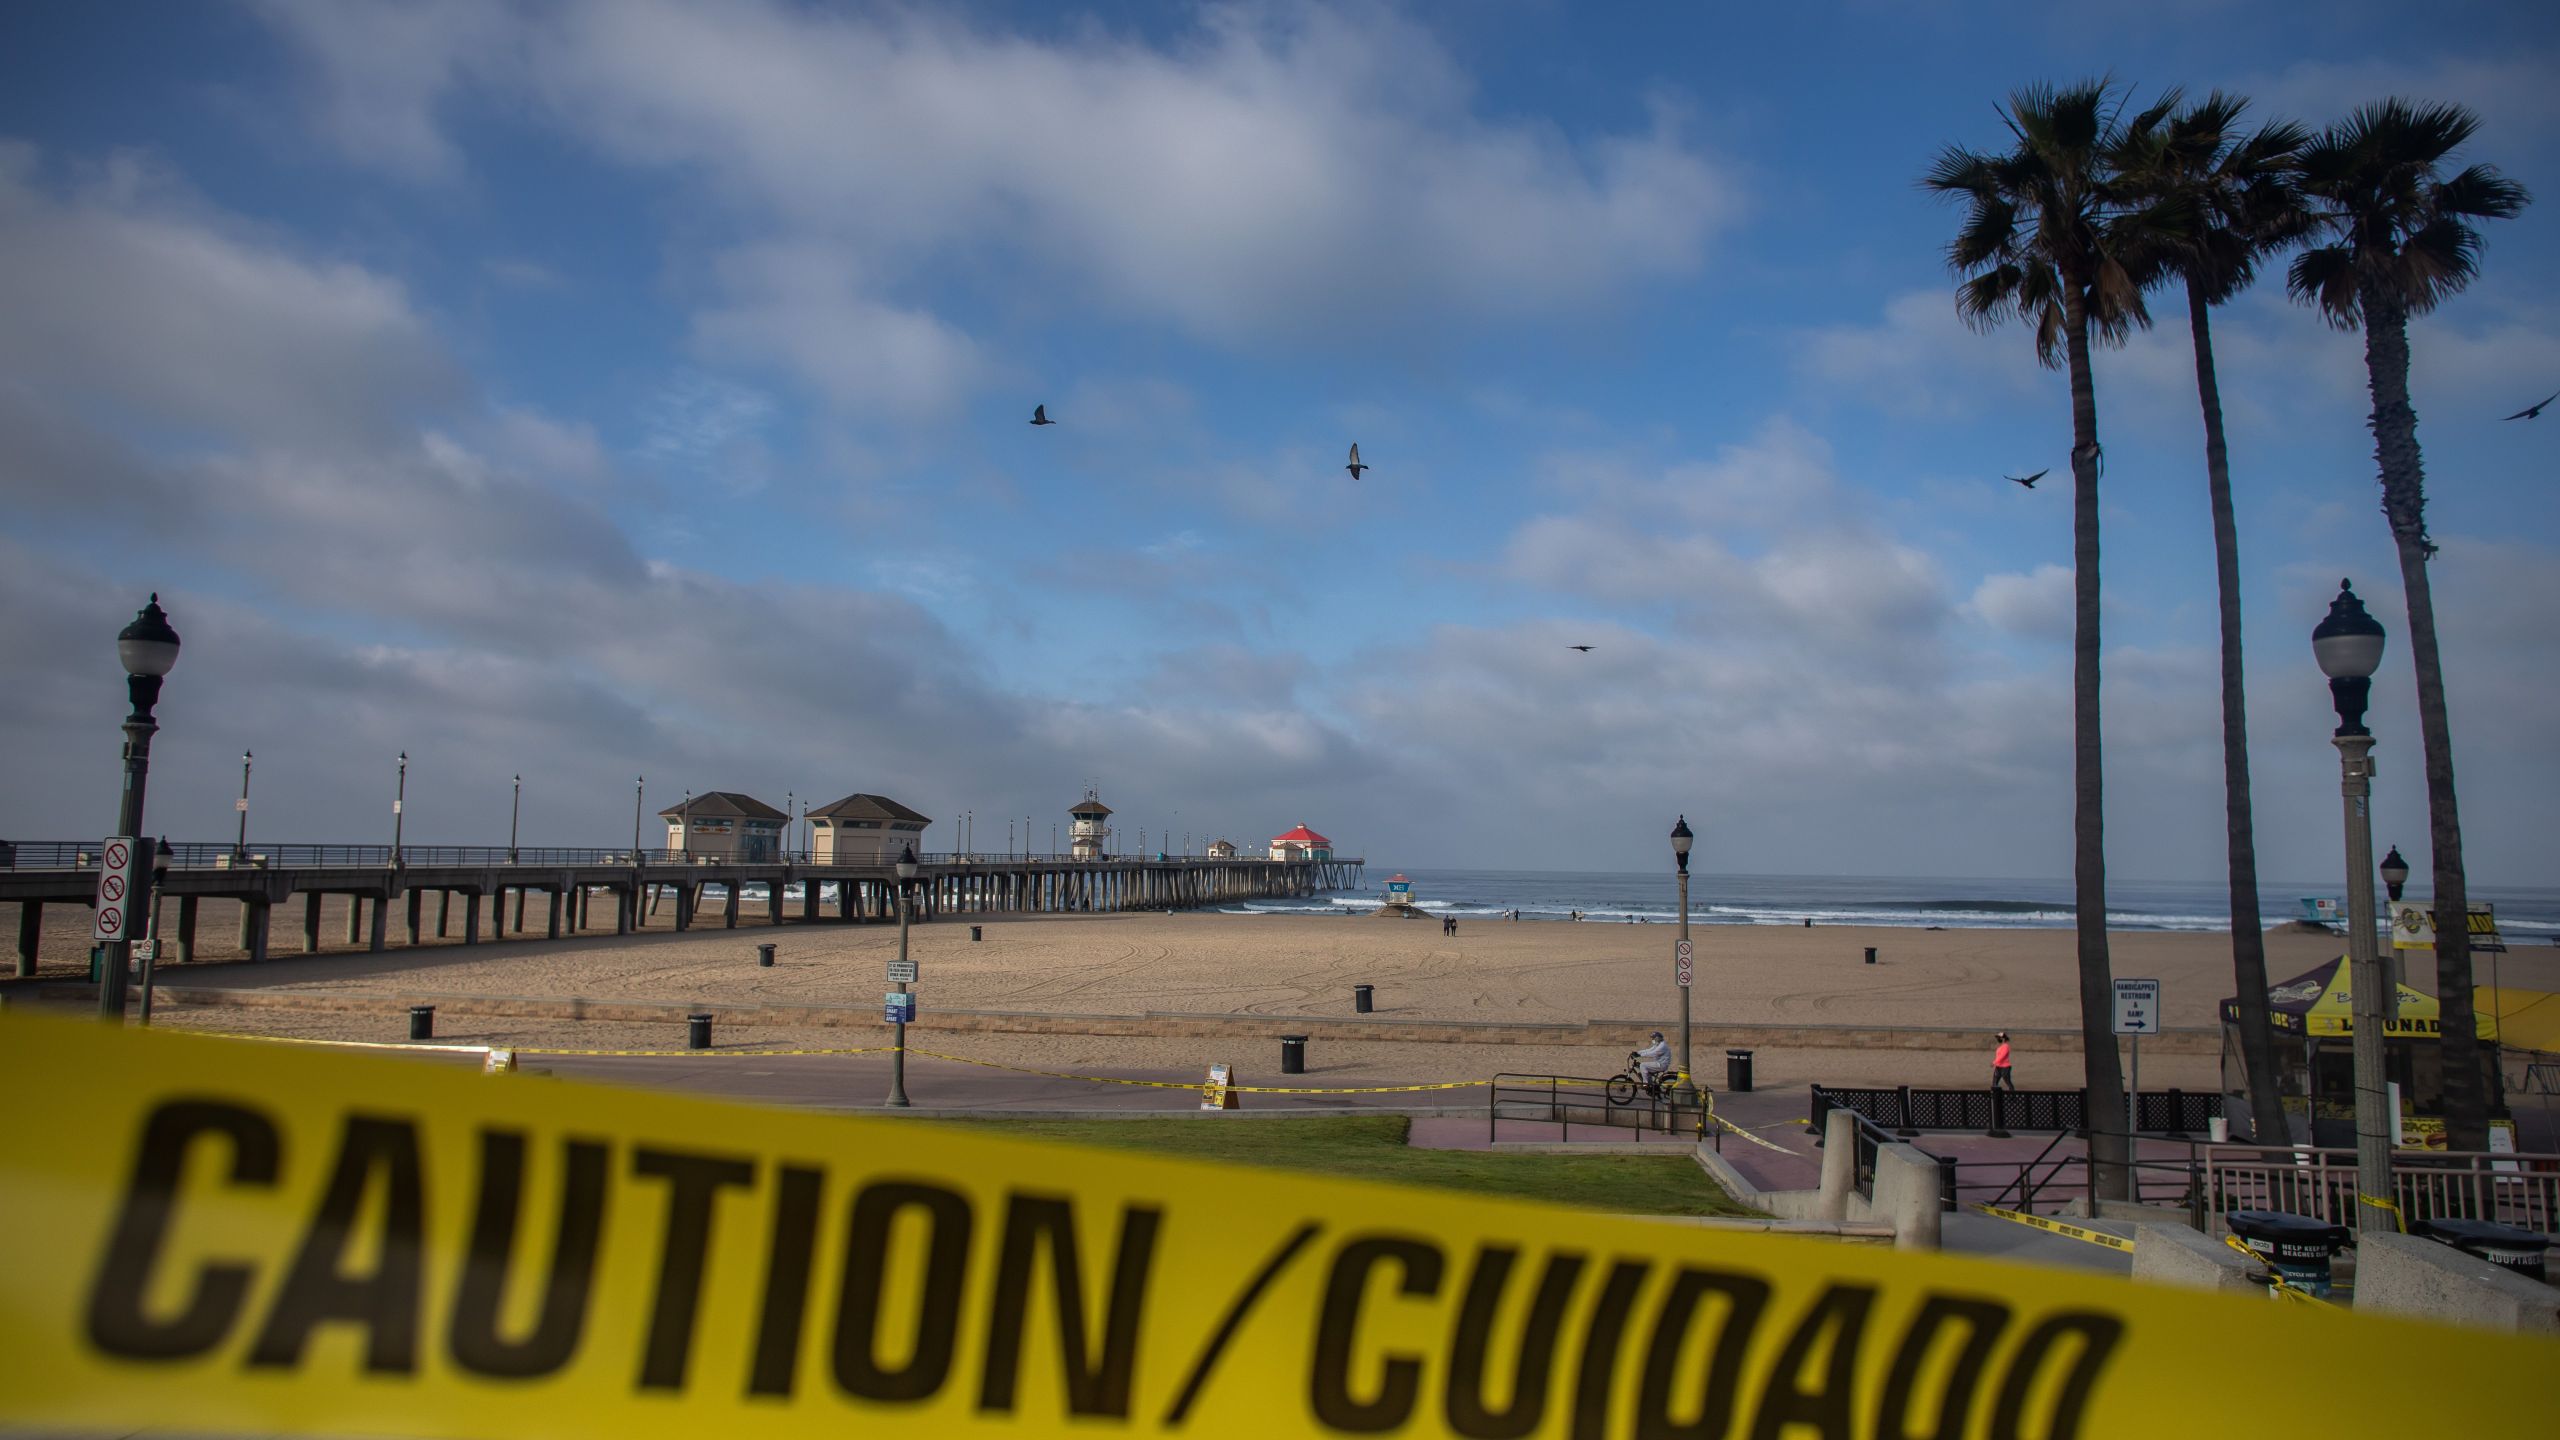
[887,959,919,984]
[1201,1062,1238,1110]
[883,992,916,1025]
[91,837,138,942]
[1675,938,1694,989]
[2390,901,2505,954]
[2111,978,2160,1035]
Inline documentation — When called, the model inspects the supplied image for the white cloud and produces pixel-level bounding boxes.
[1965,564,2073,643]
[0,144,459,448]
[254,0,1742,371]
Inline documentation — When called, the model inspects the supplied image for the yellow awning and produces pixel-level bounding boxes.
[2476,987,2559,1053]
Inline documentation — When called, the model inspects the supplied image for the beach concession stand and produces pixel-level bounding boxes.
[2221,958,2504,1147]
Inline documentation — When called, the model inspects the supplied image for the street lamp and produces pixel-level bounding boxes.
[1670,815,1696,1105]
[391,752,408,865]
[234,750,252,859]
[786,790,795,860]
[2379,844,2411,984]
[681,788,693,863]
[102,595,180,1019]
[2313,578,2392,1228]
[631,776,644,862]
[889,844,919,1107]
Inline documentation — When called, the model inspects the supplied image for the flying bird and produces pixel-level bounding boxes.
[1030,404,1055,426]
[1345,443,1367,480]
[2008,469,2047,489]
[1568,645,1594,652]
[2504,390,2558,421]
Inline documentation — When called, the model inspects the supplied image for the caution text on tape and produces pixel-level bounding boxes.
[5,1013,2537,1440]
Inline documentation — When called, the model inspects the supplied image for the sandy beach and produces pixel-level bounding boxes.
[23,896,2547,1092]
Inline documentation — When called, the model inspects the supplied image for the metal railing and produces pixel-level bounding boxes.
[2,840,1362,871]
[1488,1074,1707,1144]
[1810,1083,2221,1137]
[2202,1145,2560,1233]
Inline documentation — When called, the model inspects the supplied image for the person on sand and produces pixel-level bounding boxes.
[1992,1032,2015,1091]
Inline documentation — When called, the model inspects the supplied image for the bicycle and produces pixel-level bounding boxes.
[1606,1055,1691,1106]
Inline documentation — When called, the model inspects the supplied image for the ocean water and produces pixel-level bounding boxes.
[1211,868,2560,937]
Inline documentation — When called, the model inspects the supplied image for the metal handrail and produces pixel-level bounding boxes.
[1488,1072,1705,1143]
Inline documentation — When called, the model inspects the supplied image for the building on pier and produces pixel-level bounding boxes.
[659,792,787,861]
[807,794,931,863]
[1204,839,1237,859]
[1270,823,1333,863]
[1070,790,1112,860]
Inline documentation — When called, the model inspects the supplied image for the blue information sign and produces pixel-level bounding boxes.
[885,992,916,1024]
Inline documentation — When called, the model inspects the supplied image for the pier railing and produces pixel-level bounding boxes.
[1,840,1360,871]
[1810,1082,2222,1138]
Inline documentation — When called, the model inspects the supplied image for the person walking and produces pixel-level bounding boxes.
[1991,1032,2015,1091]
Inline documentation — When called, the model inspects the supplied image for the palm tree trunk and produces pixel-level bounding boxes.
[2188,282,2287,1146]
[2360,285,2487,1151]
[2064,287,2128,1198]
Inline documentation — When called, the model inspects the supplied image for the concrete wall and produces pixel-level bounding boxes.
[1870,1142,1944,1251]
[2131,1224,2259,1295]
[2355,1233,2560,1334]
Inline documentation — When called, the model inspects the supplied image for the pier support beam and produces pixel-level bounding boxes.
[546,888,562,940]
[368,894,387,953]
[437,890,452,938]
[724,881,739,929]
[16,901,42,977]
[344,895,363,945]
[406,889,422,946]
[301,893,322,954]
[174,895,198,965]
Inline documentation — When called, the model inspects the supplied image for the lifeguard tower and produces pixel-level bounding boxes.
[1070,790,1112,860]
[1374,873,1425,919]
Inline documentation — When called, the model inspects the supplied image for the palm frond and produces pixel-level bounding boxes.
[2288,245,2363,329]
[2434,164,2530,221]
[2399,217,2485,313]
[1954,266,2024,332]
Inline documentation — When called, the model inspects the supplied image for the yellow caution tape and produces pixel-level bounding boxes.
[1707,1111,1796,1155]
[903,1047,1483,1095]
[0,1013,2538,1439]
[2357,1193,2407,1234]
[1972,1205,2138,1254]
[175,1029,896,1059]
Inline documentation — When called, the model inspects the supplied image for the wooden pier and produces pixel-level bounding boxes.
[0,843,1363,975]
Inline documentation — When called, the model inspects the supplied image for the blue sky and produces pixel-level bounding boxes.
[2,0,2555,882]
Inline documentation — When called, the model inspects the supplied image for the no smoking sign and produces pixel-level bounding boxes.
[92,835,142,942]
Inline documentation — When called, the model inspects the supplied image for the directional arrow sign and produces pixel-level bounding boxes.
[2112,978,2161,1035]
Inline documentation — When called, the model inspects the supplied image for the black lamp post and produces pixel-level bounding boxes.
[2312,578,2392,1227]
[102,595,180,1019]
[234,750,252,859]
[509,773,522,864]
[1671,815,1695,1103]
[681,788,693,863]
[2379,846,2409,902]
[632,776,644,862]
[391,751,408,864]
[889,844,919,1107]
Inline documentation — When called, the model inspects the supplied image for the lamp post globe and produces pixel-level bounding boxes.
[889,843,919,1107]
[1670,815,1696,1106]
[2379,846,2409,903]
[103,595,181,1020]
[2314,581,2393,1228]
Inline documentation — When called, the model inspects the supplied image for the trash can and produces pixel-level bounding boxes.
[688,1013,713,1051]
[757,942,776,967]
[1279,1035,1308,1075]
[1726,1049,1754,1093]
[1353,984,1374,1013]
[2226,1210,2349,1298]
[970,925,983,942]
[2412,1217,2551,1281]
[1863,946,1877,964]
[409,1005,435,1041]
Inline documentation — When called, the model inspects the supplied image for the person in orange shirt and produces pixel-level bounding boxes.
[1992,1031,2015,1091]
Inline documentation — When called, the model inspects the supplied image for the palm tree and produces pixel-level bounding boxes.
[2289,100,2529,1150]
[2114,92,2306,1146]
[1927,80,2172,1196]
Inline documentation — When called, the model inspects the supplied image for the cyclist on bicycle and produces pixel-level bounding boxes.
[1632,1031,1673,1090]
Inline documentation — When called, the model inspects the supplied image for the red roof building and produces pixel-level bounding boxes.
[1269,824,1333,861]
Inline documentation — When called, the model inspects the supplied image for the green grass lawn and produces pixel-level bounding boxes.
[938,1114,1753,1216]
